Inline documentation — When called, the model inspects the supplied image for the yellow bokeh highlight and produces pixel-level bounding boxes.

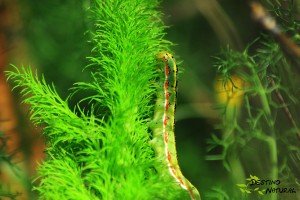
[214,74,249,119]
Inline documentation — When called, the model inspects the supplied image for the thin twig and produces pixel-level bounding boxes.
[270,78,300,140]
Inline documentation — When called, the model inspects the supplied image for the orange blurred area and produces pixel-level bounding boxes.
[0,1,44,199]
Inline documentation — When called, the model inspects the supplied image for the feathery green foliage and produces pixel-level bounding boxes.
[207,1,300,199]
[6,0,190,199]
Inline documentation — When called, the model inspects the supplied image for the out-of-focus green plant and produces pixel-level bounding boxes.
[0,131,21,200]
[208,1,300,200]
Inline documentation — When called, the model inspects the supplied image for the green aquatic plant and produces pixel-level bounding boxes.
[207,1,300,200]
[5,0,196,199]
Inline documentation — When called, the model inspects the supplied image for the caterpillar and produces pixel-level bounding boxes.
[151,52,201,200]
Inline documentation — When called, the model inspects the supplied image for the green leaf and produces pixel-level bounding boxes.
[236,184,247,188]
[258,191,265,195]
[239,188,245,193]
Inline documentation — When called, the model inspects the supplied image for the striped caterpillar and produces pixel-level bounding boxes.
[151,52,201,200]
